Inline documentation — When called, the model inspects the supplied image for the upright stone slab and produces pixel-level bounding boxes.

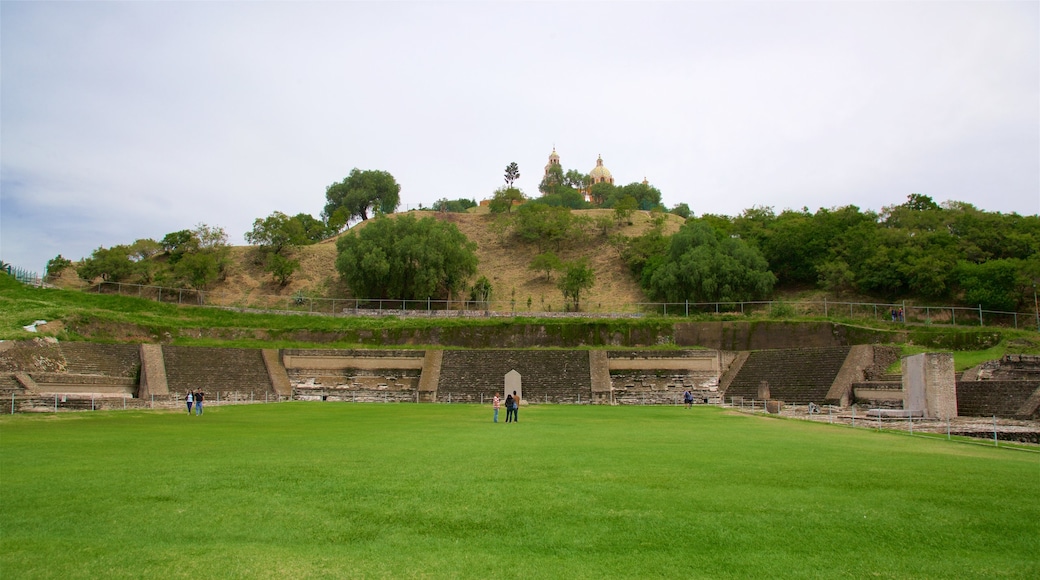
[505,369,522,404]
[902,353,957,419]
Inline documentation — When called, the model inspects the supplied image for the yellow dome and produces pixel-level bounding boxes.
[589,155,613,183]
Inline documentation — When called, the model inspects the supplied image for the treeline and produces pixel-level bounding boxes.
[627,194,1037,311]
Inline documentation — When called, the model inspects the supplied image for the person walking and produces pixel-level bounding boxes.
[493,393,501,423]
[185,390,194,414]
[194,389,204,416]
[505,393,514,423]
[512,390,521,423]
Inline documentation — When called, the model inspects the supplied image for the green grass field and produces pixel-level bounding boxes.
[1,404,1037,579]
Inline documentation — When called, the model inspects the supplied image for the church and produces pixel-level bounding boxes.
[544,147,618,202]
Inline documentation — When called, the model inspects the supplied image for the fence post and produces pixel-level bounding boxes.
[979,304,983,326]
[11,393,14,414]
[993,415,998,446]
[852,406,856,427]
[823,298,828,317]
[55,394,58,413]
[908,414,913,435]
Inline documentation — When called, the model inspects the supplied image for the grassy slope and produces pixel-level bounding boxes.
[50,208,686,310]
[1,404,1037,579]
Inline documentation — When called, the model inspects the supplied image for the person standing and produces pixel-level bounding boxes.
[493,393,501,423]
[512,390,521,423]
[195,389,204,416]
[185,390,194,414]
[683,390,693,409]
[505,393,514,423]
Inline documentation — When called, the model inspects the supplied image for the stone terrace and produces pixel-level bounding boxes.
[956,380,1040,419]
[163,346,272,398]
[437,350,592,403]
[724,346,852,404]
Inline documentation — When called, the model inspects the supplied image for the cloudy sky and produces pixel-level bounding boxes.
[2,1,1037,273]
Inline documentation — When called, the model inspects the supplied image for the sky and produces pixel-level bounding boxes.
[2,1,1038,273]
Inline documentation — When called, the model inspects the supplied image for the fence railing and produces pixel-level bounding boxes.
[3,264,43,286]
[4,391,290,414]
[87,281,1040,331]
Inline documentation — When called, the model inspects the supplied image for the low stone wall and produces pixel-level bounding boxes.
[852,382,903,409]
[956,381,1040,419]
[605,351,721,405]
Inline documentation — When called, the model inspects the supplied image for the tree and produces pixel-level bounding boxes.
[538,163,565,195]
[77,245,135,283]
[432,198,477,213]
[245,211,306,256]
[322,169,401,230]
[158,223,230,292]
[563,169,590,193]
[265,253,300,287]
[45,255,72,280]
[557,258,595,311]
[489,187,524,214]
[613,196,637,226]
[469,276,493,309]
[504,162,520,188]
[529,251,562,281]
[512,203,577,251]
[335,214,478,301]
[670,203,692,219]
[644,220,776,303]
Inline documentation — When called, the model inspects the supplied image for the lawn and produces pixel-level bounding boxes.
[1,404,1037,579]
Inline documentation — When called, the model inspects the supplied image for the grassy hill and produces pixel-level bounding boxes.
[53,208,685,311]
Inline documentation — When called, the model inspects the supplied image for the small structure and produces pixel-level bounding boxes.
[505,369,522,404]
[902,353,957,419]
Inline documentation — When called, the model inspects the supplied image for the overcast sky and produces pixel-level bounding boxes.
[2,1,1038,273]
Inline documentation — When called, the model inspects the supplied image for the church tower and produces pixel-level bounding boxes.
[544,147,561,177]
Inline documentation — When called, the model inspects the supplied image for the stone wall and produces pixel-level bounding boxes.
[282,348,424,402]
[956,381,1040,419]
[437,350,592,403]
[723,346,852,404]
[163,346,273,399]
[605,351,720,405]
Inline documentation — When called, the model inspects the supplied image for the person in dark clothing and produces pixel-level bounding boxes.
[505,394,514,423]
[194,390,204,416]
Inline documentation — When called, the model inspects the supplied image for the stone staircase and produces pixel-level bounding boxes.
[724,346,851,404]
[437,350,592,403]
[163,346,273,398]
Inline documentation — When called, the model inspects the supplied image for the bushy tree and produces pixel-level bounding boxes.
[45,255,72,280]
[158,223,230,291]
[557,258,595,311]
[644,220,776,303]
[323,169,401,230]
[488,187,524,214]
[529,251,562,281]
[670,203,692,219]
[432,198,477,213]
[469,276,493,309]
[335,214,478,301]
[246,211,306,255]
[511,203,578,251]
[77,245,135,283]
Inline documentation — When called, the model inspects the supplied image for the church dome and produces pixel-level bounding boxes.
[589,155,613,184]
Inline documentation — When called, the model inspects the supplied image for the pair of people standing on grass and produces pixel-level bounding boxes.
[186,389,205,415]
[503,390,520,423]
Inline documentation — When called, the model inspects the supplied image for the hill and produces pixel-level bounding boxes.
[56,208,685,311]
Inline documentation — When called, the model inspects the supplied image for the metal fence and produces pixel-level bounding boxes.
[3,264,42,286]
[91,281,1040,331]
